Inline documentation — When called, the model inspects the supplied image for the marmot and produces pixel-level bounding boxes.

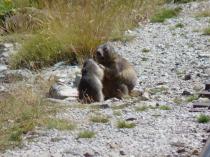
[78,59,104,103]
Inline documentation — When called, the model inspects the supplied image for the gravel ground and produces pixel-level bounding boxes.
[1,1,210,157]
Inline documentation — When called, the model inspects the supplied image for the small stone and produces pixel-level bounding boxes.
[119,150,126,156]
[197,98,210,103]
[182,90,191,96]
[49,83,78,99]
[177,148,186,153]
[192,149,199,155]
[184,74,191,80]
[100,104,111,109]
[84,152,94,157]
[126,117,137,121]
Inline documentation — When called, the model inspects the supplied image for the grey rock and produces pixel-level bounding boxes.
[49,83,78,100]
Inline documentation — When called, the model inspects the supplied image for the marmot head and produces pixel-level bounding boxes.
[81,59,104,79]
[95,43,116,65]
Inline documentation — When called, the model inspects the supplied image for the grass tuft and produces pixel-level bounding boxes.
[203,27,210,35]
[197,114,210,123]
[175,23,184,28]
[90,115,109,123]
[78,130,95,138]
[159,105,171,110]
[44,119,76,130]
[117,120,136,129]
[151,7,181,23]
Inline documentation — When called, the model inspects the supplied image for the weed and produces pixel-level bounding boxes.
[44,119,76,130]
[159,105,171,110]
[78,130,95,138]
[173,97,182,105]
[117,120,136,128]
[197,114,210,123]
[175,23,184,28]
[186,95,199,102]
[151,7,181,23]
[90,115,109,123]
[142,48,150,53]
[203,27,210,35]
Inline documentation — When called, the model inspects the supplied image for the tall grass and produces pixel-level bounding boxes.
[10,0,164,69]
[0,85,59,151]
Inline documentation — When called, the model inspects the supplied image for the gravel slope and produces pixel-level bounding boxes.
[2,1,210,157]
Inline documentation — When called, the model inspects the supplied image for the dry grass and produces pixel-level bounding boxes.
[0,85,60,151]
[9,0,164,69]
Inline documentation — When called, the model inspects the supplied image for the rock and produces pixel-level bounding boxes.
[197,98,210,103]
[182,90,191,96]
[83,152,94,157]
[205,68,210,76]
[184,74,191,80]
[0,64,7,72]
[119,150,126,156]
[49,83,78,100]
[193,84,203,92]
[177,148,186,154]
[73,74,81,87]
[141,91,151,100]
[191,149,199,156]
[126,117,137,121]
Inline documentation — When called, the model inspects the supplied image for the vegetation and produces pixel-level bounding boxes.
[196,9,210,17]
[78,130,95,138]
[0,85,60,151]
[186,95,199,102]
[44,119,76,130]
[90,115,109,123]
[149,86,168,95]
[173,97,182,105]
[159,105,171,110]
[175,23,184,28]
[203,27,210,35]
[151,7,181,23]
[117,120,136,128]
[0,0,165,69]
[197,114,210,123]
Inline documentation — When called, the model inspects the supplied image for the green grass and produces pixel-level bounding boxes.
[186,95,199,102]
[9,0,164,69]
[173,97,182,105]
[203,27,210,35]
[151,7,181,23]
[117,120,136,129]
[44,119,76,130]
[142,48,150,53]
[197,114,210,123]
[159,105,171,110]
[90,115,109,123]
[0,85,60,151]
[175,23,184,28]
[78,130,95,138]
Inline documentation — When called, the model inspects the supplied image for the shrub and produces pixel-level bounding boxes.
[90,115,109,123]
[203,27,210,35]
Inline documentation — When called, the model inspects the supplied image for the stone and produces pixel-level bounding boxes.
[49,83,78,99]
[184,74,191,80]
[182,90,191,96]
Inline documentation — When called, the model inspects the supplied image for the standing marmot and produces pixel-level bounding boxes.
[78,59,104,103]
[95,43,137,99]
